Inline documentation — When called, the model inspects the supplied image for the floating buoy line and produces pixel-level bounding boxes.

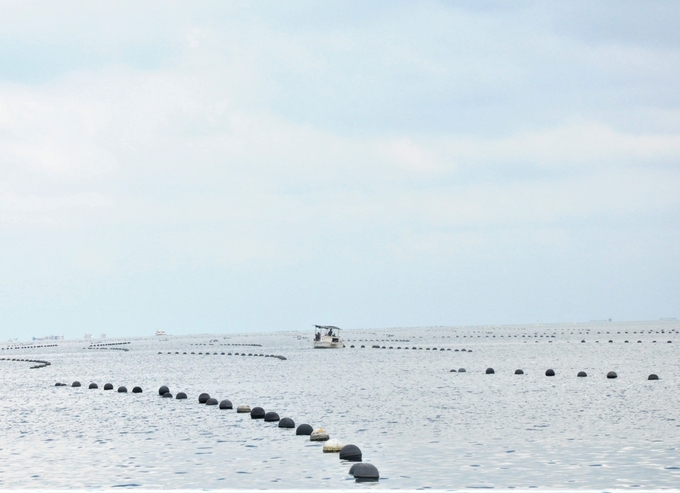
[53,380,378,482]
[157,351,287,360]
[0,357,51,369]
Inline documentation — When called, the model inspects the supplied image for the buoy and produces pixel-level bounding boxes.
[279,417,295,428]
[264,411,280,422]
[339,444,362,461]
[132,386,142,393]
[219,399,233,409]
[296,423,313,435]
[351,462,379,481]
[449,369,456,372]
[176,392,187,399]
[458,368,466,372]
[159,386,169,396]
[485,368,495,374]
[607,371,617,379]
[577,371,587,377]
[310,428,329,441]
[206,398,218,406]
[89,383,98,389]
[545,369,555,376]
[323,439,343,452]
[118,386,128,393]
[515,369,524,375]
[237,405,251,413]
[72,381,81,387]
[250,407,265,419]
[648,374,659,380]
[104,383,113,390]
[54,382,61,386]
[163,392,173,398]
[198,393,210,404]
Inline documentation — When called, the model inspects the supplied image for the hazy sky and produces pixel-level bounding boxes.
[1,1,679,340]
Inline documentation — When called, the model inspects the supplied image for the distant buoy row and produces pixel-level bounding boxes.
[1,357,51,369]
[88,347,129,351]
[352,345,472,352]
[2,344,58,350]
[453,368,662,380]
[347,339,411,342]
[156,385,378,481]
[89,342,130,347]
[55,381,143,392]
[158,351,287,360]
[190,343,262,347]
[580,340,672,344]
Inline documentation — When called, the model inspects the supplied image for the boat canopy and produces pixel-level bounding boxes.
[314,325,341,331]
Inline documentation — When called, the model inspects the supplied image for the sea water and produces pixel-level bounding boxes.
[0,320,679,490]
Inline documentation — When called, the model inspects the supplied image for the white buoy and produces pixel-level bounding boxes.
[237,405,251,413]
[310,428,330,442]
[323,438,343,452]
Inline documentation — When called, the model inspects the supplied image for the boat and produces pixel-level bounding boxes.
[313,325,345,349]
[155,330,166,336]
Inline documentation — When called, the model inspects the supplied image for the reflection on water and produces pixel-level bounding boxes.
[0,320,679,489]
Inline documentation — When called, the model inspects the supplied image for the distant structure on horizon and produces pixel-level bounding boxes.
[84,333,92,339]
[32,335,64,341]
[100,334,106,339]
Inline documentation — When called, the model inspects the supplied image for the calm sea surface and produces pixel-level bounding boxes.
[0,321,679,490]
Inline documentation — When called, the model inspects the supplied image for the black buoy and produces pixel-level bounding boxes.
[89,383,98,389]
[545,369,555,376]
[118,386,128,393]
[132,386,142,393]
[54,382,61,386]
[296,423,313,435]
[577,371,587,377]
[264,411,280,422]
[206,397,218,405]
[458,368,466,372]
[158,386,169,396]
[339,444,362,461]
[219,399,233,409]
[515,369,524,375]
[648,374,659,380]
[72,381,81,387]
[279,417,295,428]
[176,392,187,399]
[351,462,379,481]
[250,406,265,419]
[449,369,456,372]
[162,392,173,398]
[486,368,495,374]
[198,393,210,404]
[104,383,113,390]
[607,371,617,379]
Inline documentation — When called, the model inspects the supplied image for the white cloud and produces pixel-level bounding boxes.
[1,2,679,336]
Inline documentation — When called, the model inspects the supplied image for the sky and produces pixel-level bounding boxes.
[0,1,679,340]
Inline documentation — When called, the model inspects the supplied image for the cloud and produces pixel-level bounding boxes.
[0,1,679,336]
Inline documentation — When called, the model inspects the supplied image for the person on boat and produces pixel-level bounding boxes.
[326,328,333,336]
[315,331,321,341]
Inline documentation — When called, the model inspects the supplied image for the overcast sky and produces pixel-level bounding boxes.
[1,1,678,340]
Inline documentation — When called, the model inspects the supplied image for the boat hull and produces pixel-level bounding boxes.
[313,339,345,349]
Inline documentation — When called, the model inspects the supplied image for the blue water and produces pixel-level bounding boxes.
[0,321,679,489]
